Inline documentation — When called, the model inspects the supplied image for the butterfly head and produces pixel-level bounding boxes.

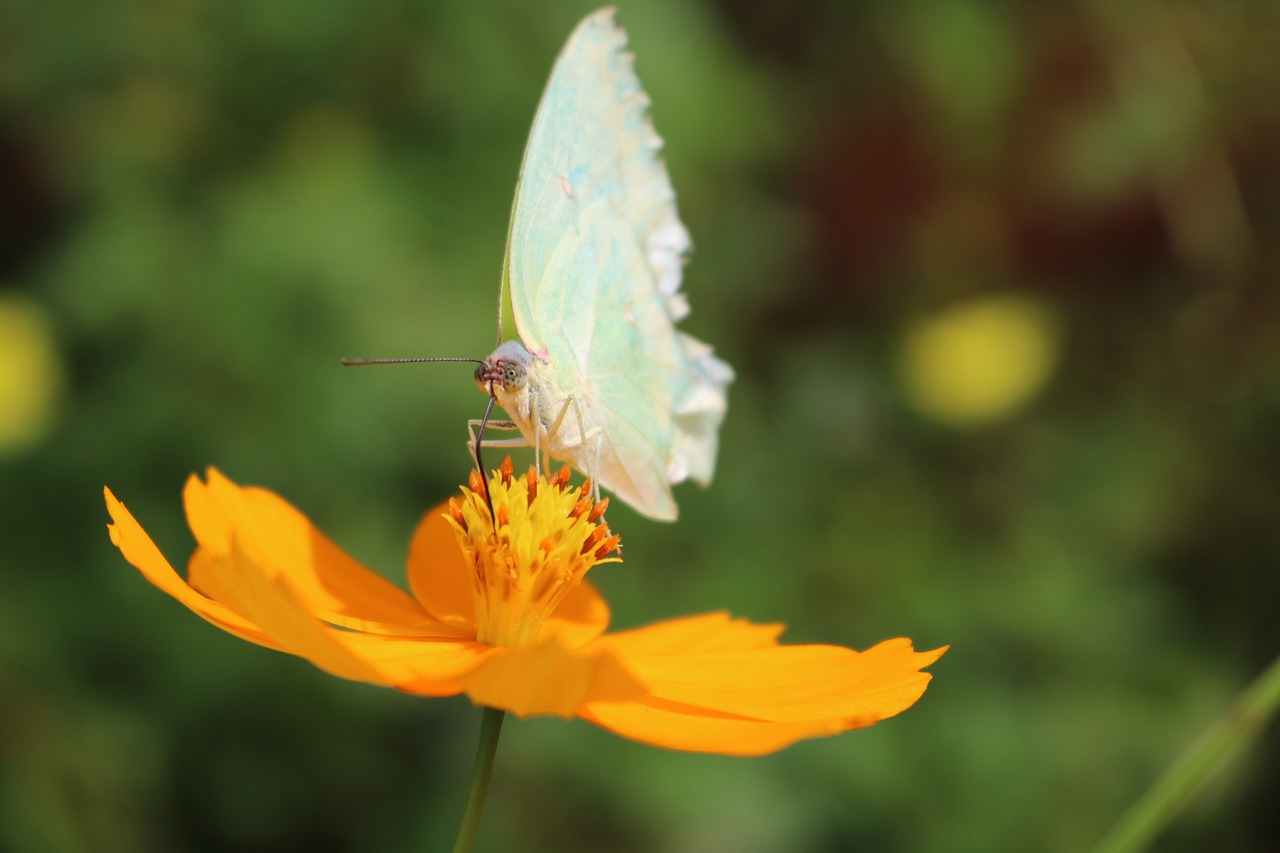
[475,340,531,398]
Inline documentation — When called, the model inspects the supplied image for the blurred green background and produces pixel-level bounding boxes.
[3,0,1278,850]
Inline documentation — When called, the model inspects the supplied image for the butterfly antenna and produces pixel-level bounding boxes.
[474,394,499,521]
[341,357,485,366]
[342,355,496,518]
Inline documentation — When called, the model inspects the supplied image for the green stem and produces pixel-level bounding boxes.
[1093,652,1280,853]
[451,706,506,853]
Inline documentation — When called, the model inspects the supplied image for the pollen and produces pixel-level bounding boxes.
[446,458,621,647]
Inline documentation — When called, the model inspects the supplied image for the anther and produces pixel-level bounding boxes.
[595,534,622,560]
[500,456,514,486]
[569,494,592,520]
[449,498,467,530]
[588,497,609,523]
[579,525,607,555]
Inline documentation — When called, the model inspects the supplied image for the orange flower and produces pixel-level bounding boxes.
[104,461,945,756]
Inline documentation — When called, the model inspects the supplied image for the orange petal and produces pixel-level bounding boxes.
[599,612,785,654]
[579,699,855,756]
[405,501,476,630]
[185,469,449,633]
[618,638,946,723]
[212,536,492,692]
[211,537,390,684]
[580,633,947,755]
[539,581,610,648]
[457,638,645,718]
[105,487,275,648]
[330,633,497,697]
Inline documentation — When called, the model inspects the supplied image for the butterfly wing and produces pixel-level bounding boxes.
[502,9,732,520]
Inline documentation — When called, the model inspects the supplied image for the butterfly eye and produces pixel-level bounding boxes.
[505,366,520,382]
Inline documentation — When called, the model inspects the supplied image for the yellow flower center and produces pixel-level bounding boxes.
[446,458,621,648]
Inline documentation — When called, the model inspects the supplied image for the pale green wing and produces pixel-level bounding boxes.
[502,9,681,351]
[502,8,732,519]
[537,204,687,519]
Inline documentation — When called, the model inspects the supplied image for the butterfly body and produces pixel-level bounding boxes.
[476,340,592,459]
[481,8,733,521]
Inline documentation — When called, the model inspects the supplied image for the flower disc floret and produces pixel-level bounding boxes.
[448,459,620,647]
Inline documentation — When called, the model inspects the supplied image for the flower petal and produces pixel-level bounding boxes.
[211,539,389,683]
[617,638,946,722]
[337,633,497,697]
[580,634,946,754]
[104,487,275,649]
[457,638,645,718]
[599,612,784,654]
[539,581,610,647]
[405,501,476,630]
[212,536,493,691]
[579,699,854,756]
[186,469,452,633]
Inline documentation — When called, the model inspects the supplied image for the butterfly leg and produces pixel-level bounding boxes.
[588,420,604,505]
[573,400,605,505]
[467,419,529,452]
[532,395,545,474]
[541,395,578,477]
[543,396,604,504]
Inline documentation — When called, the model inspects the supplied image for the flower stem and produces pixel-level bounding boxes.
[451,706,506,853]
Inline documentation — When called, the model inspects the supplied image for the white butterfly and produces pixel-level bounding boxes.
[471,8,733,521]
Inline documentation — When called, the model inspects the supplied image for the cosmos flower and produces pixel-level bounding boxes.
[105,461,944,755]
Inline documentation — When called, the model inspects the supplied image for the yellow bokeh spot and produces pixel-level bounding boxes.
[0,294,64,454]
[901,294,1059,427]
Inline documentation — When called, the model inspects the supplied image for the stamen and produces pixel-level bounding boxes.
[468,469,484,495]
[449,498,467,530]
[580,525,607,555]
[569,494,592,520]
[553,465,571,490]
[588,497,609,523]
[447,462,624,649]
[595,534,622,560]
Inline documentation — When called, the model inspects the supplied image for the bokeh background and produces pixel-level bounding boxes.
[3,0,1278,850]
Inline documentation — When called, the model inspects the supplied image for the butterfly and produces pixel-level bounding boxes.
[470,8,734,522]
[347,9,732,520]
